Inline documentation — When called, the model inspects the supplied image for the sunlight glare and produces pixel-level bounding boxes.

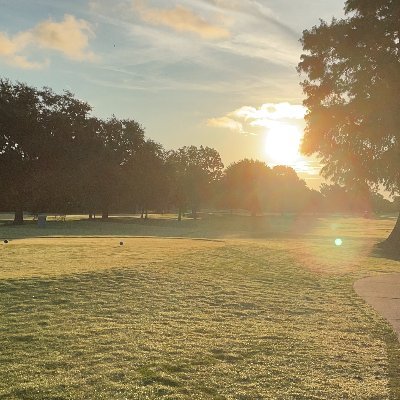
[264,124,302,166]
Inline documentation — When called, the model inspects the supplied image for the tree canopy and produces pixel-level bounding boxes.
[166,146,224,220]
[298,0,400,244]
[221,159,271,216]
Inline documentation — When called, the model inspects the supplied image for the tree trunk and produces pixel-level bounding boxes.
[192,207,198,220]
[14,209,24,225]
[178,207,182,221]
[380,210,400,248]
[89,213,93,220]
[102,210,109,221]
[145,209,148,219]
[140,207,144,219]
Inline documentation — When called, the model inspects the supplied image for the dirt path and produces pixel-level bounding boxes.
[354,273,400,338]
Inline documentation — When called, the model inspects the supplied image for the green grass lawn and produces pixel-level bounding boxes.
[1,214,400,399]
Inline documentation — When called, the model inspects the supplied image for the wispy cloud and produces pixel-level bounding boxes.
[194,0,299,39]
[0,14,96,69]
[133,1,230,39]
[207,116,246,133]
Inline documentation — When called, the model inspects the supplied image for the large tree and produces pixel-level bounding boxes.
[298,0,400,246]
[221,159,271,216]
[269,166,312,214]
[0,80,44,223]
[35,88,95,215]
[124,139,167,217]
[95,117,146,220]
[167,146,224,220]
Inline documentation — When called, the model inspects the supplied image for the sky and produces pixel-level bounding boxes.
[0,0,346,189]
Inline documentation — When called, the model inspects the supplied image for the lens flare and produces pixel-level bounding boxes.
[335,238,343,246]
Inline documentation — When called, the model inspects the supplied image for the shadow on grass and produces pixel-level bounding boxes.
[370,242,400,262]
[0,214,397,253]
[0,214,323,241]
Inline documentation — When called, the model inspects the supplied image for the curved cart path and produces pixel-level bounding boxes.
[354,273,400,339]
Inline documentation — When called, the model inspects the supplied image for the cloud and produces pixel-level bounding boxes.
[0,31,46,69]
[208,102,317,173]
[195,0,299,39]
[208,102,307,134]
[207,116,245,133]
[0,14,96,69]
[133,1,230,39]
[234,102,307,121]
[33,15,96,61]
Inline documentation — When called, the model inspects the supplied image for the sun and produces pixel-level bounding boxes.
[264,124,302,166]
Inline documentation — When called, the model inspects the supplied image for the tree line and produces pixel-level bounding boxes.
[0,79,394,224]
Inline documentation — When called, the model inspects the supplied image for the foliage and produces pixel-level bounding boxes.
[220,162,317,216]
[298,0,400,243]
[221,159,271,216]
[93,116,146,218]
[124,139,167,215]
[0,80,44,222]
[269,166,312,213]
[298,0,400,192]
[166,146,224,219]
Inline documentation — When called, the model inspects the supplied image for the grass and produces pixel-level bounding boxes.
[0,214,400,399]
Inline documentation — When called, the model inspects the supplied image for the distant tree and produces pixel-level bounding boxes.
[306,189,323,214]
[0,80,44,224]
[222,159,271,216]
[124,139,167,218]
[269,166,310,214]
[319,182,388,214]
[96,117,146,220]
[167,146,224,220]
[71,116,105,218]
[320,184,352,213]
[34,88,94,215]
[298,0,400,246]
[370,192,394,215]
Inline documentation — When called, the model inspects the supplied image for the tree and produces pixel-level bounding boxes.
[370,192,394,214]
[298,0,400,246]
[69,116,105,218]
[35,88,95,215]
[221,159,271,216]
[269,166,311,214]
[124,139,167,218]
[95,117,146,220]
[0,80,101,222]
[167,146,224,220]
[0,80,44,224]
